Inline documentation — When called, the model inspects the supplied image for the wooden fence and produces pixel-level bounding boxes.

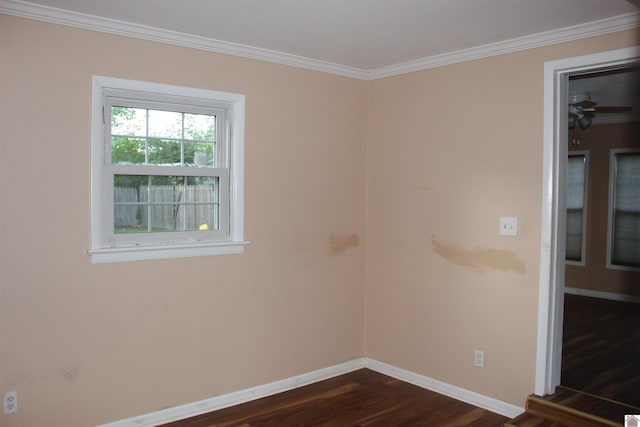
[115,185,217,231]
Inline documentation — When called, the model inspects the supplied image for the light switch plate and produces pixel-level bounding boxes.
[500,216,518,236]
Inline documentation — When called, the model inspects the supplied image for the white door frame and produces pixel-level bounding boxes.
[535,46,640,396]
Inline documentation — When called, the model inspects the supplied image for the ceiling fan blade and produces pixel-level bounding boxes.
[574,100,596,108]
[593,106,632,113]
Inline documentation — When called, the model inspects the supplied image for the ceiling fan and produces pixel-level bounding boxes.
[568,90,632,129]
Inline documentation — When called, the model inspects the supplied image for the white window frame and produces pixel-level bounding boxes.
[89,75,248,263]
[606,148,640,272]
[565,151,589,266]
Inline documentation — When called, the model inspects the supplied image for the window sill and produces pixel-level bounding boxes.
[88,240,250,264]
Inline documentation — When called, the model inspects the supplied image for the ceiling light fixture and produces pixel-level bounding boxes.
[568,91,593,129]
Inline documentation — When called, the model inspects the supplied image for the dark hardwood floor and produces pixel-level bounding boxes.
[160,369,509,426]
[155,294,640,427]
[561,293,640,408]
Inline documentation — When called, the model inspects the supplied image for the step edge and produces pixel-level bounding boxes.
[556,386,640,412]
[527,396,622,427]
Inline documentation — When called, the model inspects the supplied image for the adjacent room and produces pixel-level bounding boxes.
[563,67,640,407]
[1,1,639,426]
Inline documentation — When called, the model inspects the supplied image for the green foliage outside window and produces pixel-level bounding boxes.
[110,106,216,167]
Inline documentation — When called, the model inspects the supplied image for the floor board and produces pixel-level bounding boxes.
[160,369,509,426]
[561,294,640,407]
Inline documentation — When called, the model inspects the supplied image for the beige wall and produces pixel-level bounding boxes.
[0,15,366,427]
[0,11,638,427]
[365,30,639,406]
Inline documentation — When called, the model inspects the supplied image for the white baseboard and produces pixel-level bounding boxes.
[365,359,523,418]
[96,357,523,426]
[565,286,640,304]
[96,358,366,427]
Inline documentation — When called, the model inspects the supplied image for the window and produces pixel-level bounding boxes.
[566,152,588,264]
[608,149,640,269]
[89,76,247,263]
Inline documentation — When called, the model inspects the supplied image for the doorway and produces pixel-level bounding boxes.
[562,67,640,406]
[535,46,640,398]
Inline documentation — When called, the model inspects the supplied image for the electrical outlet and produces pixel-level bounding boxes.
[3,391,17,414]
[474,350,485,368]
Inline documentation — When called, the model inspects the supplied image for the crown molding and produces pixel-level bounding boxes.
[369,12,640,79]
[0,0,369,79]
[1,0,638,81]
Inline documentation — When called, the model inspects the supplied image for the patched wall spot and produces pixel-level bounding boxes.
[329,234,360,255]
[431,235,526,274]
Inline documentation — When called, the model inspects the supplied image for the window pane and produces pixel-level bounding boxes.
[111,107,217,167]
[111,107,146,136]
[566,154,586,262]
[114,175,147,233]
[611,152,640,267]
[146,176,184,232]
[114,175,219,234]
[186,142,215,166]
[111,137,146,164]
[148,139,182,165]
[179,176,219,231]
[114,186,145,233]
[184,113,215,141]
[148,110,182,139]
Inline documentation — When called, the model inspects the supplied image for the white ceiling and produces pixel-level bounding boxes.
[4,0,639,73]
[2,0,639,114]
